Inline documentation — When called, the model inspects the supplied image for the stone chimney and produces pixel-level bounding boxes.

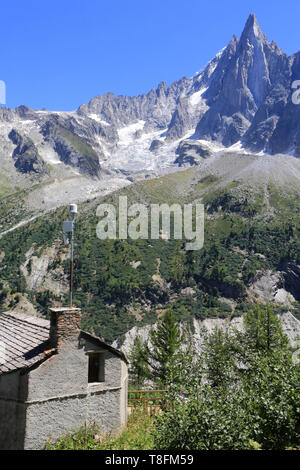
[49,307,81,350]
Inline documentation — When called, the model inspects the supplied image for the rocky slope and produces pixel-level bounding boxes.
[114,311,300,356]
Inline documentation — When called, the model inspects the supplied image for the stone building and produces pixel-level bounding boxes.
[0,308,128,450]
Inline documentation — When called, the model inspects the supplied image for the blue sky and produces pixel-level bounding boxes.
[1,0,299,110]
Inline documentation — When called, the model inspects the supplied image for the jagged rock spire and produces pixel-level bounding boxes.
[240,13,266,43]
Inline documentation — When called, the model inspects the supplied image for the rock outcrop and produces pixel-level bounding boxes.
[40,117,101,177]
[174,140,213,166]
[115,311,300,357]
[8,129,47,175]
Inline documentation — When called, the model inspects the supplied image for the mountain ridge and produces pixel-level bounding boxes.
[0,14,299,225]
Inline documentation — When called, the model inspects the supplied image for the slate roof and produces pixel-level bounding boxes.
[0,311,128,375]
[0,312,52,374]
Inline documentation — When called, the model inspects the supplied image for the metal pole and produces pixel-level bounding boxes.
[70,212,74,308]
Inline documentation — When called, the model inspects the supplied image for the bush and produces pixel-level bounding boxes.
[153,386,254,450]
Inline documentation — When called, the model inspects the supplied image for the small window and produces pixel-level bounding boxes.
[88,353,105,383]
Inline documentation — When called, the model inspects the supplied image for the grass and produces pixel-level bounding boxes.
[46,408,155,450]
[126,167,196,205]
[45,404,300,450]
[0,174,13,198]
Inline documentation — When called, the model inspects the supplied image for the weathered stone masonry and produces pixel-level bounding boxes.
[0,309,128,450]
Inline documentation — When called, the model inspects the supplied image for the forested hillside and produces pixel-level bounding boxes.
[1,152,300,343]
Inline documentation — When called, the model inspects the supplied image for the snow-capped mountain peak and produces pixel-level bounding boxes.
[0,13,299,208]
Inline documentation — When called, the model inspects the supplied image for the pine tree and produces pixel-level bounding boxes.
[242,303,288,352]
[128,336,151,388]
[149,308,184,387]
[153,304,300,450]
[202,327,235,389]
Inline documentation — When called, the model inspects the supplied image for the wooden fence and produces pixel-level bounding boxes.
[128,389,167,416]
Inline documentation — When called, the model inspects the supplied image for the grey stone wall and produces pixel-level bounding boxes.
[26,346,88,401]
[0,328,128,450]
[23,339,128,449]
[24,387,123,450]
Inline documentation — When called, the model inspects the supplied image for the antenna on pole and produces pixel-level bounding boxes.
[63,204,78,308]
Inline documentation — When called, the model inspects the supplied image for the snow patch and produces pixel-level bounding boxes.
[36,110,76,116]
[193,47,226,78]
[39,144,62,165]
[253,21,259,37]
[88,114,110,126]
[103,126,179,173]
[226,141,246,153]
[117,121,146,146]
[189,87,208,106]
[188,137,224,153]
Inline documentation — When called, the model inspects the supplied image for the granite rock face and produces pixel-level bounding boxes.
[8,129,47,175]
[194,14,297,152]
[40,117,102,178]
[115,311,300,359]
[280,261,300,301]
[174,140,213,166]
[149,139,164,152]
